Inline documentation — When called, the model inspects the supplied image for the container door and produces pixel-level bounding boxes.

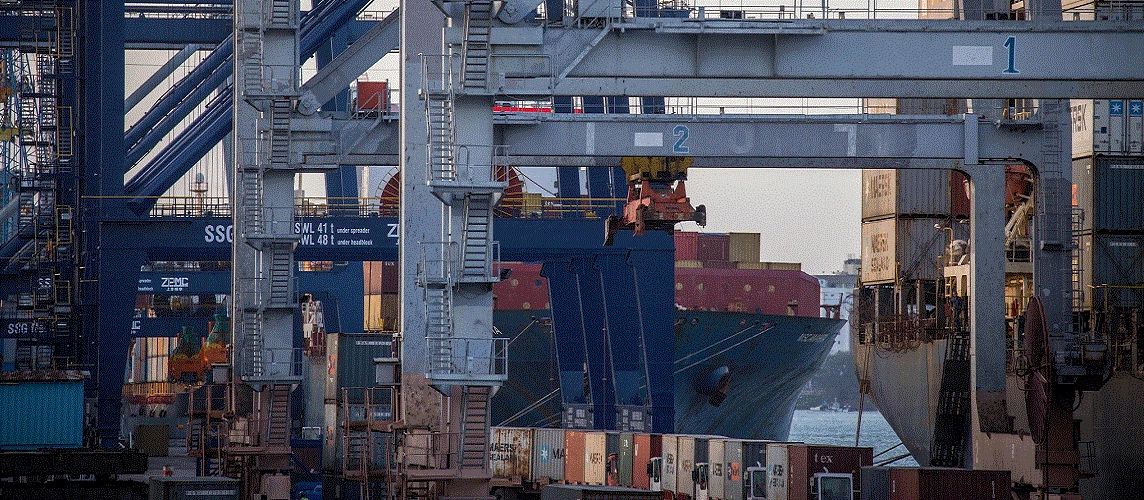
[709,439,726,499]
[663,435,678,492]
[747,467,768,500]
[695,463,710,500]
[725,440,742,500]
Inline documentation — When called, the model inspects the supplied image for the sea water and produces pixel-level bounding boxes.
[788,409,920,467]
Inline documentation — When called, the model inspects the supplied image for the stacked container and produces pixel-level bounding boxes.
[883,467,1010,500]
[766,443,873,500]
[859,169,954,286]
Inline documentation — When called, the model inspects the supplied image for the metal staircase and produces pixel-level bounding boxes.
[460,194,494,280]
[929,330,971,467]
[241,310,265,377]
[460,385,491,470]
[461,0,492,90]
[266,384,291,448]
[426,94,455,183]
[425,285,454,374]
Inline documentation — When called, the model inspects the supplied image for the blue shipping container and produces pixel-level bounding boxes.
[0,376,84,449]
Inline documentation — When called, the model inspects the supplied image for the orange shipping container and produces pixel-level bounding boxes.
[356,81,388,111]
[632,433,652,490]
[565,431,587,484]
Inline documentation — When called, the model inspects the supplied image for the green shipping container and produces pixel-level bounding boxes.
[0,371,84,450]
[618,433,635,487]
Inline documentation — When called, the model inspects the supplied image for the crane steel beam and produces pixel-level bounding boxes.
[481,19,1144,98]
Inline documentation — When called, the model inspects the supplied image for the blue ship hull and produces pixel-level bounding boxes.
[492,309,844,440]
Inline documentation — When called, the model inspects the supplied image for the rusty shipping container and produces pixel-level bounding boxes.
[676,231,699,261]
[860,218,948,284]
[887,468,1010,500]
[490,427,533,483]
[696,233,731,262]
[861,169,952,221]
[566,431,588,484]
[768,443,873,500]
[532,428,567,482]
[585,431,608,486]
[728,232,761,263]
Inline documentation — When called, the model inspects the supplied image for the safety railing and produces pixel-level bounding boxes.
[237,346,304,380]
[619,0,1144,20]
[420,53,458,97]
[418,241,459,287]
[442,144,512,186]
[489,52,555,90]
[426,336,508,377]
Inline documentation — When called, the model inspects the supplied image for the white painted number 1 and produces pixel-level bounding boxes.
[1003,36,1019,74]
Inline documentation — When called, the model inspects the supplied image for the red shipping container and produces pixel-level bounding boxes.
[674,268,821,316]
[632,433,653,490]
[365,261,399,294]
[774,444,873,500]
[675,232,699,261]
[696,233,731,262]
[950,170,970,220]
[888,468,1011,500]
[493,263,550,311]
[357,81,388,111]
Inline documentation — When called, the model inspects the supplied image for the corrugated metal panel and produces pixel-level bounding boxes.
[632,433,652,490]
[618,433,635,487]
[532,428,566,482]
[674,268,822,315]
[364,261,398,294]
[703,260,738,269]
[1080,233,1144,310]
[1131,100,1144,153]
[766,443,791,500]
[860,218,946,284]
[490,427,532,480]
[887,468,1010,500]
[662,435,678,492]
[585,431,607,485]
[696,233,731,262]
[675,232,699,261]
[0,378,83,449]
[606,432,621,486]
[677,436,696,496]
[565,431,587,484]
[860,467,890,500]
[862,169,951,220]
[728,233,761,264]
[326,334,395,402]
[709,439,726,499]
[1093,157,1144,232]
[676,260,704,269]
[723,440,743,500]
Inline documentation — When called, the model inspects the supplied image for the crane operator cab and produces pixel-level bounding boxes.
[692,463,710,500]
[747,466,767,500]
[649,457,663,491]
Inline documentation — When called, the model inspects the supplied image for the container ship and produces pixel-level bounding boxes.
[852,98,1144,499]
[366,231,845,441]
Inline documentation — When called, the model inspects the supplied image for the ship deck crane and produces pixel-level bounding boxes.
[605,157,705,246]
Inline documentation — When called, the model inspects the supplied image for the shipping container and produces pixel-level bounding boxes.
[696,233,731,262]
[606,432,622,486]
[364,293,400,331]
[494,263,551,311]
[861,169,952,220]
[617,433,635,487]
[325,333,396,403]
[1073,156,1144,232]
[736,261,803,271]
[677,436,697,497]
[533,428,567,482]
[364,261,398,294]
[585,431,608,485]
[149,477,240,500]
[860,467,889,500]
[887,468,1010,500]
[728,233,761,264]
[662,435,678,493]
[631,432,658,487]
[1069,99,1144,157]
[1078,233,1144,310]
[676,232,699,261]
[0,371,84,450]
[723,440,743,500]
[768,443,873,500]
[566,431,588,484]
[491,427,534,482]
[674,268,822,316]
[676,260,704,269]
[134,424,170,457]
[950,170,970,220]
[860,218,947,284]
[709,439,726,499]
[541,484,664,500]
[356,81,388,112]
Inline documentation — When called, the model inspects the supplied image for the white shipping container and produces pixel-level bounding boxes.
[1130,100,1144,154]
[677,436,697,497]
[709,439,726,500]
[766,443,791,500]
[860,218,947,284]
[861,169,952,220]
[1110,100,1127,153]
[662,435,678,493]
[584,431,607,485]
